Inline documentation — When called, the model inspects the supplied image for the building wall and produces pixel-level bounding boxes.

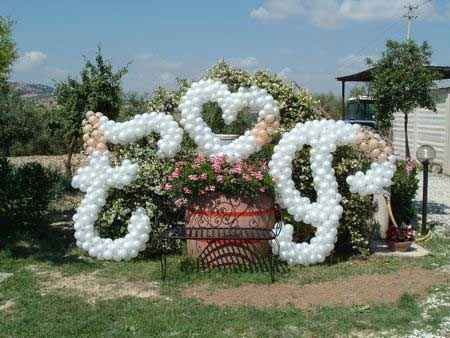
[392,90,450,175]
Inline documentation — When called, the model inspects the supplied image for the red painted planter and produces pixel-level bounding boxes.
[185,193,276,258]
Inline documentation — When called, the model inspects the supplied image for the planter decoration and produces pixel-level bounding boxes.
[269,120,395,265]
[179,79,280,163]
[71,111,183,261]
[72,81,395,264]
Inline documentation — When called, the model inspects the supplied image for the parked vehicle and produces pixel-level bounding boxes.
[343,96,376,128]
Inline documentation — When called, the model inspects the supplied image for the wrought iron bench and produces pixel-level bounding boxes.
[160,224,282,282]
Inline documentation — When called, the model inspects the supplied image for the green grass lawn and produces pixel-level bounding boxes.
[1,199,449,337]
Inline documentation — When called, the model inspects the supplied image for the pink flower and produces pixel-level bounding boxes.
[253,171,263,180]
[216,175,224,183]
[182,187,192,194]
[200,173,208,180]
[171,167,181,178]
[211,155,225,173]
[188,175,199,181]
[194,153,206,165]
[243,174,252,182]
[163,183,173,191]
[231,162,243,174]
[207,185,216,192]
[175,198,187,208]
[259,188,266,192]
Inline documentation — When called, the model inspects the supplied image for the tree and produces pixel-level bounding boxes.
[313,92,342,120]
[0,17,17,91]
[55,47,128,176]
[349,85,368,98]
[369,40,436,158]
[0,16,20,156]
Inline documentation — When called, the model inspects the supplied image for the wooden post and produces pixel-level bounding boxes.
[341,81,346,119]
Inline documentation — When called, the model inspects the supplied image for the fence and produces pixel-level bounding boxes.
[392,89,450,175]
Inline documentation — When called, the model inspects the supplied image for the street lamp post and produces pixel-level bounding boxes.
[415,145,436,235]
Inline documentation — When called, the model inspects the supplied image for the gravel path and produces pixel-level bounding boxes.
[416,173,450,237]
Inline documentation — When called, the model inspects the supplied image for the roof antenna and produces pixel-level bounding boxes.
[404,2,419,40]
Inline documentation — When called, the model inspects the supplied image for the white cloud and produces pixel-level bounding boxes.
[14,51,47,72]
[250,0,438,27]
[230,56,259,69]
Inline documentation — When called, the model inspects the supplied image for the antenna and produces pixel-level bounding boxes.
[404,3,419,40]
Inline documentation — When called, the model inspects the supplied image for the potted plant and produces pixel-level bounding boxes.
[386,224,416,252]
[164,153,276,257]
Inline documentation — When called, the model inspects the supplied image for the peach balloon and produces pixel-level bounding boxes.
[88,115,98,124]
[371,149,381,158]
[360,142,369,152]
[95,143,107,151]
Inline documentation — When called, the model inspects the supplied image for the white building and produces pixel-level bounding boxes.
[392,87,450,175]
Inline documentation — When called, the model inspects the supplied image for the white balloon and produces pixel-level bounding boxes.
[72,110,183,261]
[179,79,280,162]
[270,120,395,266]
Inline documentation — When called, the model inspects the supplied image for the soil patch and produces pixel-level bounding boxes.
[183,268,449,310]
[0,300,15,316]
[9,154,85,174]
[35,267,161,304]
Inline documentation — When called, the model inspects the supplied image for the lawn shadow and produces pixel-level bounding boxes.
[3,203,96,269]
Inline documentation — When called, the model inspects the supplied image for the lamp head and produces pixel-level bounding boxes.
[416,144,436,163]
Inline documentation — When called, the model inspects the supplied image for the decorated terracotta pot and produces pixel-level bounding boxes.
[185,193,277,261]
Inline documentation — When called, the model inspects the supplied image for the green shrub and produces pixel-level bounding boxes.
[390,159,419,225]
[0,157,65,233]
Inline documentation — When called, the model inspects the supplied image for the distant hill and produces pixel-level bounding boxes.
[10,82,56,107]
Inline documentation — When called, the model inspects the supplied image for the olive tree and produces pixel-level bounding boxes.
[55,47,128,175]
[369,40,436,158]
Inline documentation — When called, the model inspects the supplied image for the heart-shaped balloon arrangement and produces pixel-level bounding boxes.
[179,79,280,162]
[71,79,395,263]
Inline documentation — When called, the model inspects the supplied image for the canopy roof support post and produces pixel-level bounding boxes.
[341,81,346,119]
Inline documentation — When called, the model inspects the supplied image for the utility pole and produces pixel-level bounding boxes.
[404,3,419,40]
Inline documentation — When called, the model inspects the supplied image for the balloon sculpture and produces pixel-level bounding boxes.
[71,79,395,264]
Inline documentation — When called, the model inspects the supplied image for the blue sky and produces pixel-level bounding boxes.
[5,0,450,94]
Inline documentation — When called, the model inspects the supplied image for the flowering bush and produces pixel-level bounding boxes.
[386,224,416,242]
[165,154,274,207]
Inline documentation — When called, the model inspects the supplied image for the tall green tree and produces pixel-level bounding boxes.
[369,40,436,158]
[55,47,128,175]
[0,16,19,156]
[0,17,17,91]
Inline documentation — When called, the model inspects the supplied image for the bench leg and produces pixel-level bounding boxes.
[269,253,275,283]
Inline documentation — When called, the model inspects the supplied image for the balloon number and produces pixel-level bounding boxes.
[72,112,184,261]
[72,80,395,263]
[269,120,394,265]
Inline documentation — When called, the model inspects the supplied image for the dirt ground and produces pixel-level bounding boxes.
[9,154,85,174]
[28,266,162,304]
[183,268,449,310]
